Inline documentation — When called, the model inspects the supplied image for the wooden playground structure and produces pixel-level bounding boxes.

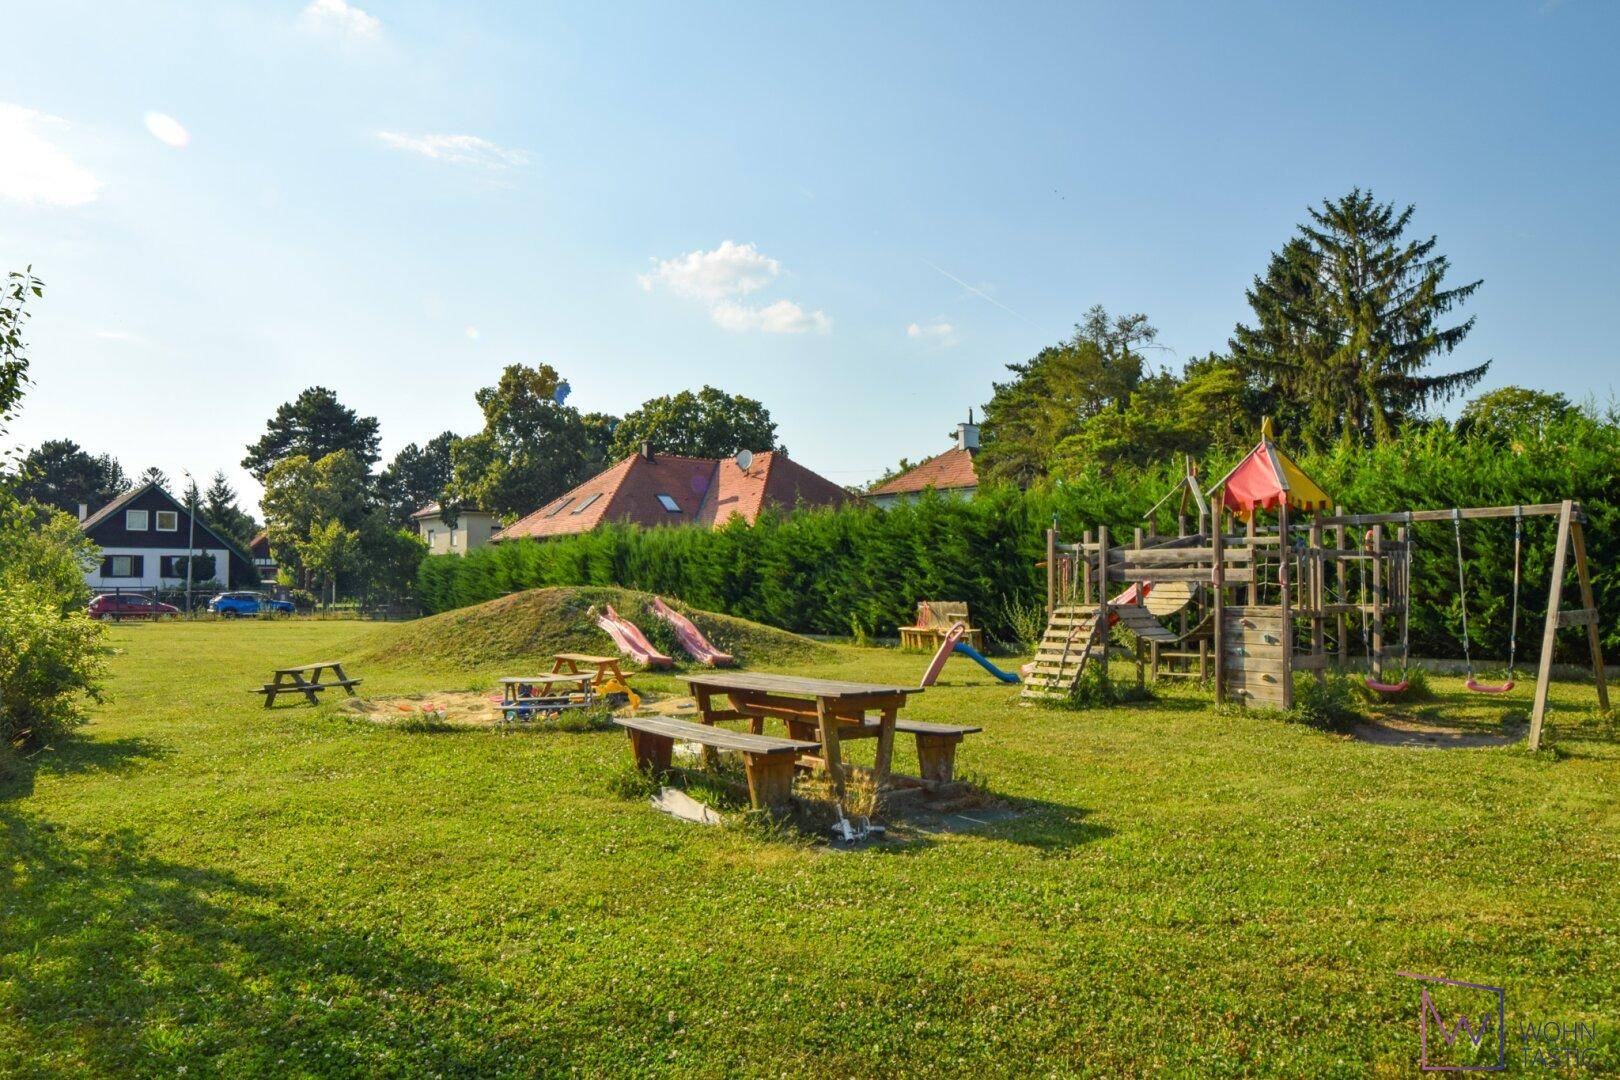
[1024,426,1609,750]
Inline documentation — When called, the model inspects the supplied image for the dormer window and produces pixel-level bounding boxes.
[572,493,602,514]
[548,497,574,517]
[126,509,149,531]
[656,494,681,513]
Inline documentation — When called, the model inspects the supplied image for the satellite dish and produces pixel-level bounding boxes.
[734,449,754,472]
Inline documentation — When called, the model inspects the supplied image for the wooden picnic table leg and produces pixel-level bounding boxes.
[329,663,358,696]
[264,670,290,708]
[692,685,719,767]
[296,673,321,706]
[871,703,897,787]
[815,696,847,799]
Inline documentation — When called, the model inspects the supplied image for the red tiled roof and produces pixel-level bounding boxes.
[492,451,847,542]
[866,447,979,497]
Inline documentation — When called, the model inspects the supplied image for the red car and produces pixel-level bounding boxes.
[88,594,180,621]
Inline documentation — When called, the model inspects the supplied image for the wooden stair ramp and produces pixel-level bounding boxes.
[1022,604,1108,700]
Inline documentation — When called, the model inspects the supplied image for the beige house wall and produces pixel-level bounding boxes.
[416,510,499,557]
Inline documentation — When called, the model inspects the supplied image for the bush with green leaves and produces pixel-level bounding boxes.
[0,499,107,747]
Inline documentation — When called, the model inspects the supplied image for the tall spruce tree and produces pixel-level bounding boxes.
[1231,189,1488,446]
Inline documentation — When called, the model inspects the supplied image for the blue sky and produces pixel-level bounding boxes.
[2,1,1616,512]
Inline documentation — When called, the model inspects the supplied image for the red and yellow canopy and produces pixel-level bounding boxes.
[1212,418,1330,521]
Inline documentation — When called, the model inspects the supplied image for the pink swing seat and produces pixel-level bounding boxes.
[1466,678,1514,694]
[1364,676,1409,694]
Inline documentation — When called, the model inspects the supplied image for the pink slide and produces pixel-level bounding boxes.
[918,623,967,688]
[649,596,735,666]
[592,604,674,669]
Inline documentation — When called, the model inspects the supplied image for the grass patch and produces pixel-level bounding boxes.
[1,619,1616,1075]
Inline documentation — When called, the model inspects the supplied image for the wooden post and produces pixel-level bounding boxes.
[1135,527,1148,688]
[1045,526,1057,617]
[1529,502,1575,751]
[1309,509,1326,685]
[1278,500,1293,709]
[1212,494,1226,706]
[1334,508,1348,670]
[1370,525,1384,683]
[1095,524,1110,687]
[1396,525,1409,673]
[1081,529,1094,606]
[1245,511,1258,605]
[1569,514,1610,714]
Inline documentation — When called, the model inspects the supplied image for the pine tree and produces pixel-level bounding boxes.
[1231,189,1488,446]
[202,470,259,545]
[242,386,381,481]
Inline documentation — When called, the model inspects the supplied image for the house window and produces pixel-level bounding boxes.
[449,529,458,547]
[103,554,143,578]
[548,498,575,517]
[155,510,179,531]
[656,494,681,513]
[126,509,149,531]
[571,493,601,514]
[427,528,437,545]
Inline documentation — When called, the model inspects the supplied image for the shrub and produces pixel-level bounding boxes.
[1289,675,1364,733]
[0,500,107,748]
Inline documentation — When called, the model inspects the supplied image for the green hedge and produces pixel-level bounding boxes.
[418,416,1620,663]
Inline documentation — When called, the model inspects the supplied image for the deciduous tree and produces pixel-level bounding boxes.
[608,386,777,460]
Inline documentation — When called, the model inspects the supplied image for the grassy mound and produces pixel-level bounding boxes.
[358,586,829,671]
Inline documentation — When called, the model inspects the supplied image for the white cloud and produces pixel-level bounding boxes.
[299,0,380,41]
[144,112,190,149]
[638,240,781,302]
[712,299,831,335]
[0,102,103,207]
[640,240,829,333]
[907,317,957,345]
[376,131,530,169]
[93,329,149,344]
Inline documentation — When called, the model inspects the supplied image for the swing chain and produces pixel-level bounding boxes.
[1452,508,1474,678]
[1507,505,1522,676]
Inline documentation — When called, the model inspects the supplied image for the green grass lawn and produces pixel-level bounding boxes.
[3,619,1617,1076]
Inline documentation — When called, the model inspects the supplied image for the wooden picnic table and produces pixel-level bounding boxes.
[681,672,922,797]
[254,660,361,707]
[551,653,627,688]
[499,674,594,703]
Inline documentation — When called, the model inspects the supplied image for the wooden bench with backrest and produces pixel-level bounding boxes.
[898,601,983,652]
[613,715,820,810]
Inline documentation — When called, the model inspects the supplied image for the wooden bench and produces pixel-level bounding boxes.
[893,719,982,784]
[252,661,361,707]
[613,715,820,810]
[898,601,984,652]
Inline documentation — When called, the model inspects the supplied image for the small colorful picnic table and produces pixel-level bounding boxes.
[551,652,628,688]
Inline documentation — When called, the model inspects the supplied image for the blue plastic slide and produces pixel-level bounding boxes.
[953,641,1021,683]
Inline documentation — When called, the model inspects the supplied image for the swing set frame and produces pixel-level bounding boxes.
[1307,500,1607,750]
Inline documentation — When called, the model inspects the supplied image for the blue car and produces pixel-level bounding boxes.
[208,591,295,617]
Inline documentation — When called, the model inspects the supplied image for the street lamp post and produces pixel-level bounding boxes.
[183,469,197,617]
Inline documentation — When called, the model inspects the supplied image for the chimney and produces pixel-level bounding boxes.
[956,409,981,453]
[640,441,654,461]
[77,502,89,521]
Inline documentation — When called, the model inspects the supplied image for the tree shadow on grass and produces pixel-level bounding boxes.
[0,806,568,1076]
[0,732,166,802]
